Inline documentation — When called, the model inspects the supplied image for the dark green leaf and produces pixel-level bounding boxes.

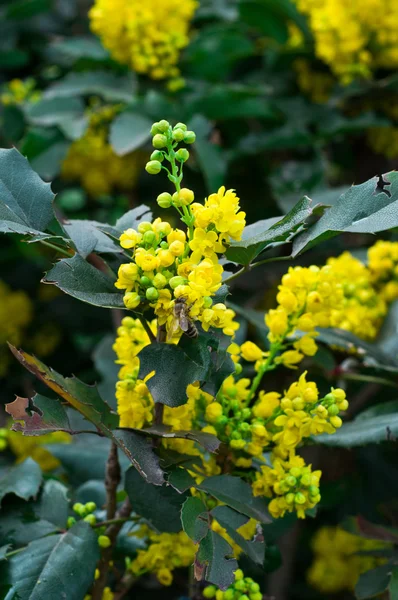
[5,394,72,436]
[198,475,271,522]
[110,112,152,156]
[355,563,392,599]
[113,205,153,234]
[50,37,110,61]
[189,115,227,192]
[0,148,55,236]
[0,500,58,547]
[63,220,122,258]
[192,86,278,121]
[0,546,9,561]
[181,497,209,543]
[167,468,197,493]
[226,197,314,265]
[211,505,264,565]
[45,71,137,103]
[0,459,42,506]
[195,530,237,590]
[36,480,69,529]
[389,567,398,598]
[2,105,25,143]
[26,97,85,127]
[142,425,221,453]
[92,335,119,409]
[0,521,99,600]
[113,429,165,486]
[138,343,207,408]
[125,467,186,531]
[43,254,125,309]
[6,0,51,19]
[239,0,311,40]
[293,172,398,256]
[30,140,70,180]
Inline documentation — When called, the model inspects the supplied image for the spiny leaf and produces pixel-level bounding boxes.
[6,394,72,436]
[141,425,220,453]
[195,530,238,590]
[211,505,264,565]
[113,430,165,486]
[0,459,42,506]
[62,220,122,258]
[181,497,210,544]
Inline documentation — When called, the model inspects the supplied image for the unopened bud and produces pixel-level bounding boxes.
[157,192,172,209]
[146,287,159,302]
[145,160,162,175]
[175,148,189,162]
[152,134,167,149]
[184,130,196,144]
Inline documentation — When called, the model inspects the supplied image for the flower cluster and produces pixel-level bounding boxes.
[89,0,197,82]
[0,281,32,377]
[307,526,390,593]
[0,78,40,106]
[203,569,262,600]
[115,121,242,339]
[293,0,398,83]
[130,528,195,586]
[368,240,398,301]
[61,105,142,197]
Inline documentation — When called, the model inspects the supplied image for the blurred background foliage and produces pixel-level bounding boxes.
[1,1,398,599]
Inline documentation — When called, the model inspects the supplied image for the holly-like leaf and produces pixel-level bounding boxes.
[211,505,264,565]
[125,467,187,531]
[25,97,85,127]
[142,425,221,453]
[0,458,42,506]
[293,172,398,256]
[45,71,137,103]
[138,343,208,407]
[43,254,125,309]
[5,394,72,436]
[355,563,393,599]
[181,497,210,544]
[195,529,238,590]
[0,147,55,236]
[316,402,398,447]
[110,112,152,156]
[36,480,69,529]
[0,521,99,600]
[226,197,315,265]
[198,475,272,522]
[113,429,165,486]
[62,220,122,258]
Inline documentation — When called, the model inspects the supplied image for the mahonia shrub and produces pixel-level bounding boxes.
[0,119,397,600]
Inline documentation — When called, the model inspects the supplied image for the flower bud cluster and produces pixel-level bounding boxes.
[0,78,40,106]
[368,240,398,302]
[203,569,262,600]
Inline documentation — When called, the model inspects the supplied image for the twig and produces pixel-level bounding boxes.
[223,255,290,285]
[92,516,139,529]
[138,315,156,343]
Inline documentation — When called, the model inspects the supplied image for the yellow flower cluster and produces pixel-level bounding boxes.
[89,0,197,80]
[204,569,262,600]
[131,529,195,585]
[0,281,33,377]
[0,78,40,106]
[115,200,242,338]
[0,427,71,471]
[61,106,142,197]
[293,0,398,83]
[368,240,398,301]
[307,526,390,593]
[293,59,334,104]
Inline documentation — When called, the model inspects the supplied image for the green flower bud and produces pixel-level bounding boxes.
[290,467,301,478]
[160,241,169,249]
[84,514,97,526]
[0,428,8,437]
[240,595,250,600]
[157,119,170,133]
[140,276,152,288]
[231,430,242,440]
[150,150,164,162]
[216,415,228,427]
[98,535,111,549]
[203,585,217,599]
[67,516,76,528]
[285,492,295,504]
[239,422,250,433]
[175,148,189,162]
[224,590,235,600]
[157,192,172,208]
[172,128,185,142]
[145,160,162,175]
[150,122,160,135]
[184,130,196,144]
[73,503,86,516]
[241,408,251,420]
[300,474,311,487]
[85,502,97,513]
[234,580,246,592]
[309,485,319,497]
[323,393,336,405]
[143,230,157,245]
[295,492,306,505]
[286,475,297,487]
[230,400,239,411]
[153,273,167,289]
[138,221,153,233]
[327,404,339,416]
[152,134,168,149]
[169,276,186,289]
[174,122,187,132]
[249,584,260,594]
[235,363,243,375]
[249,593,262,600]
[203,296,212,308]
[146,287,159,302]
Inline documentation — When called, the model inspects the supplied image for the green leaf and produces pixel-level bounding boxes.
[389,567,398,598]
[0,459,42,506]
[43,254,125,309]
[192,85,279,121]
[195,530,237,590]
[1,105,25,143]
[125,467,187,532]
[141,425,221,453]
[30,140,71,179]
[226,196,314,265]
[45,71,137,103]
[181,497,210,543]
[0,521,99,600]
[355,563,393,599]
[36,480,69,529]
[50,36,110,62]
[0,546,9,561]
[198,475,271,522]
[5,394,72,436]
[138,343,207,408]
[112,204,153,235]
[189,115,227,192]
[239,0,311,41]
[110,112,152,156]
[9,346,118,434]
[167,468,197,493]
[92,334,119,409]
[0,147,55,236]
[316,403,398,447]
[112,429,165,486]
[211,505,264,565]
[293,172,398,256]
[0,500,58,547]
[63,220,122,258]
[25,97,85,128]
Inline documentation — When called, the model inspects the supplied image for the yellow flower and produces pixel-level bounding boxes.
[253,391,281,419]
[114,263,139,291]
[120,228,142,249]
[135,248,160,272]
[205,402,223,423]
[189,228,220,259]
[240,341,264,362]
